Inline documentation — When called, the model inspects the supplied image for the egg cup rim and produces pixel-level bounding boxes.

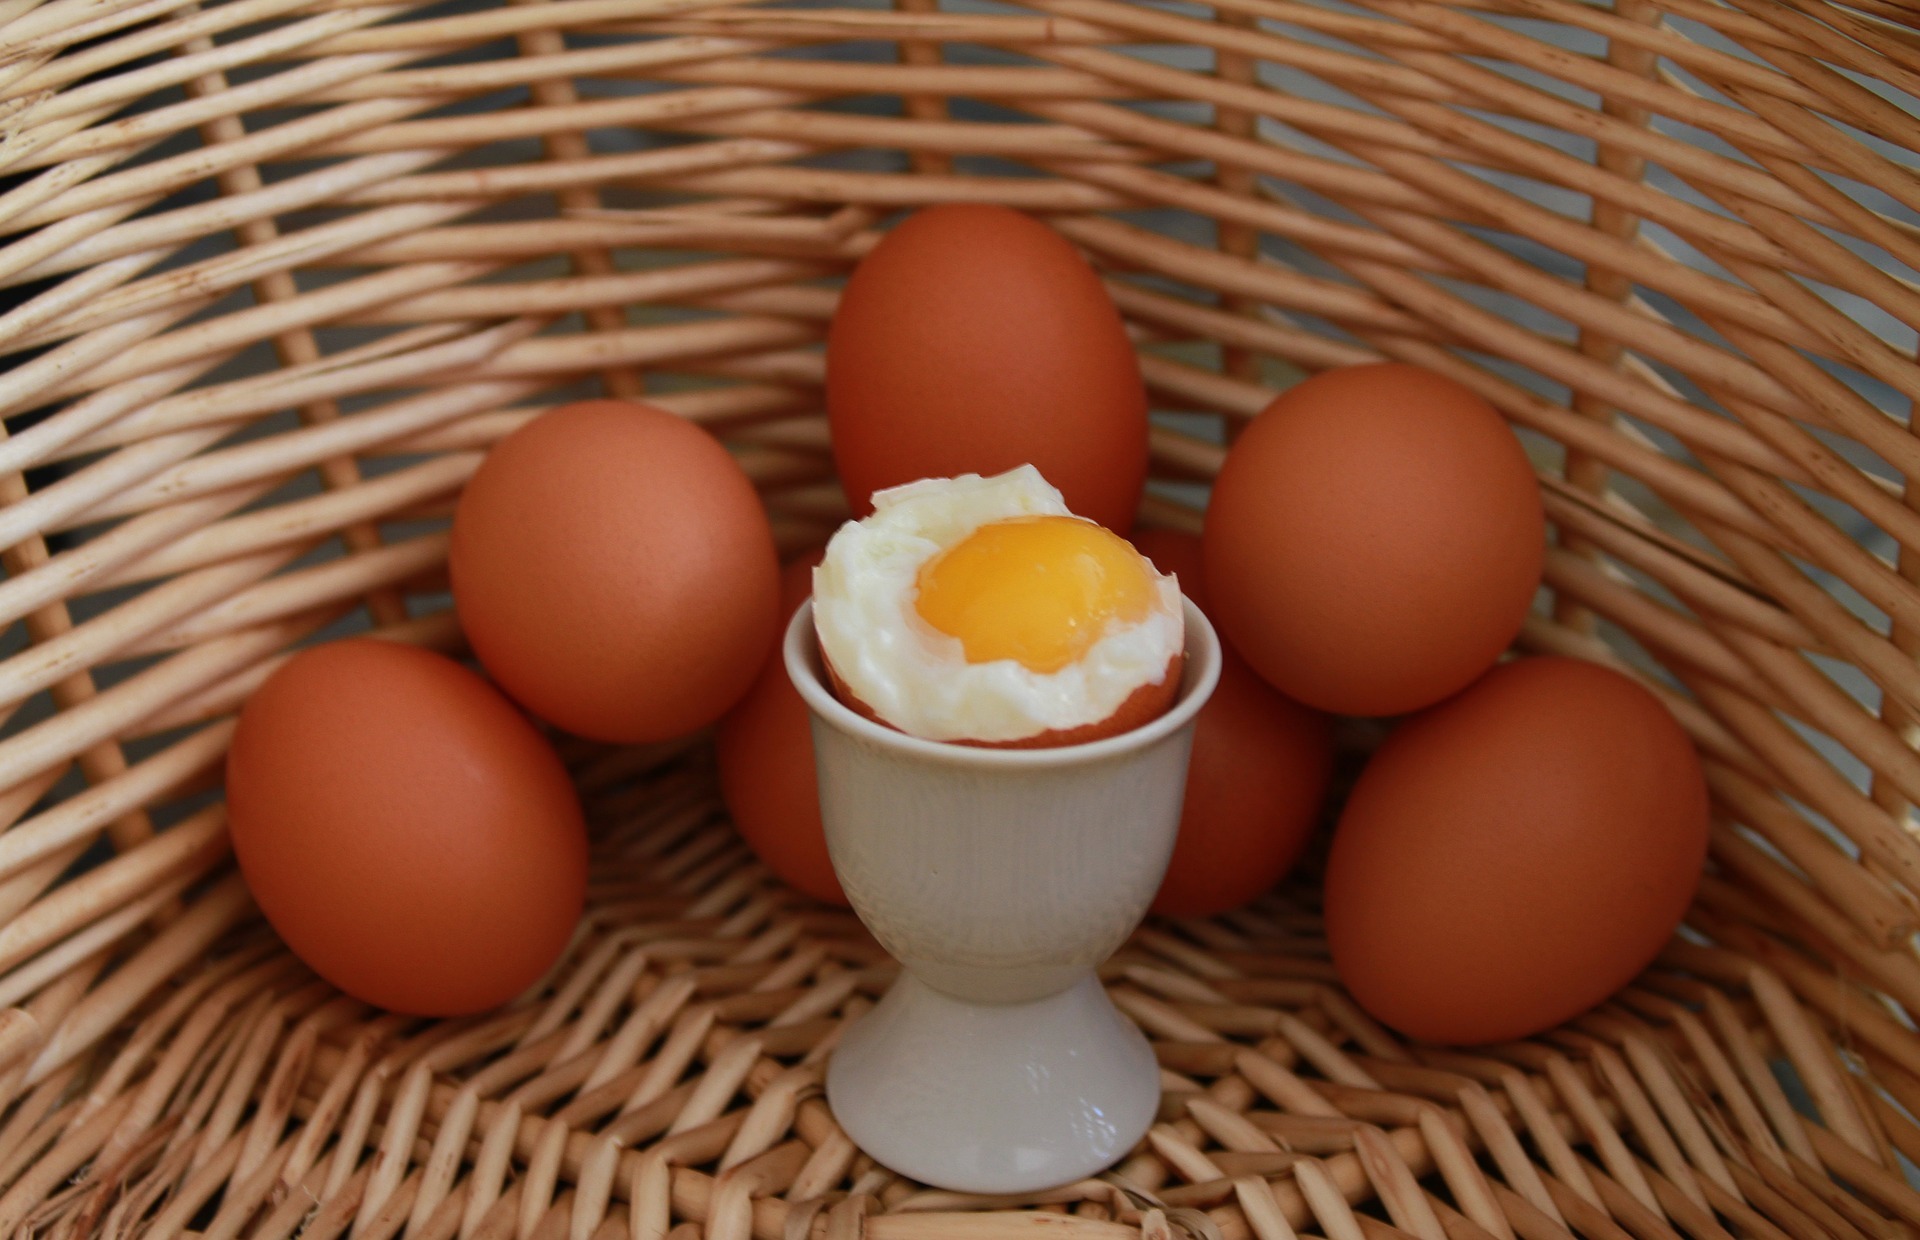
[785,597,1222,768]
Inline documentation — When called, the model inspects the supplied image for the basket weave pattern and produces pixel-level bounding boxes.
[0,0,1918,1235]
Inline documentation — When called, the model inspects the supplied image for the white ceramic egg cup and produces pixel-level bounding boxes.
[784,599,1221,1195]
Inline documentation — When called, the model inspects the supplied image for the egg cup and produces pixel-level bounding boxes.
[785,598,1221,1194]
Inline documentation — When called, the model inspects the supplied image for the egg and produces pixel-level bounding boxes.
[451,400,780,743]
[227,640,587,1016]
[1129,528,1212,617]
[717,551,847,906]
[1204,363,1545,716]
[827,205,1149,533]
[1132,530,1335,918]
[1324,656,1708,1044]
[813,466,1182,747]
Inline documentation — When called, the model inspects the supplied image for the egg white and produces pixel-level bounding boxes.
[812,466,1185,743]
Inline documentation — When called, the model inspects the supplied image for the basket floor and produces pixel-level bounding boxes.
[2,742,1916,1240]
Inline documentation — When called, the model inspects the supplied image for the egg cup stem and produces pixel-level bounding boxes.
[785,600,1221,1194]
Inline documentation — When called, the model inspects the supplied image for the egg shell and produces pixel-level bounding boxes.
[1204,363,1545,716]
[1132,530,1335,918]
[717,552,848,906]
[825,652,1184,749]
[450,399,780,743]
[827,205,1149,533]
[227,640,587,1017]
[1324,656,1708,1045]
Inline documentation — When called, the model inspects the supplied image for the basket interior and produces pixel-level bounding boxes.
[0,0,1919,1235]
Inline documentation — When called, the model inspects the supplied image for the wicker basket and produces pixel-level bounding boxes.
[0,0,1917,1235]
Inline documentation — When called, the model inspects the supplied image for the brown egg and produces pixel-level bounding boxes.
[1324,657,1708,1045]
[1204,364,1545,716]
[1133,530,1334,918]
[451,400,780,743]
[717,552,847,906]
[1129,527,1211,615]
[227,640,587,1016]
[827,205,1148,532]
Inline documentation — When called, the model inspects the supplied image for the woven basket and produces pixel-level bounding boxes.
[1,0,1918,1235]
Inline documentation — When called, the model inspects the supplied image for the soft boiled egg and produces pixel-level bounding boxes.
[812,466,1184,748]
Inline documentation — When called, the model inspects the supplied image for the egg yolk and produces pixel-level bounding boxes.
[914,516,1157,673]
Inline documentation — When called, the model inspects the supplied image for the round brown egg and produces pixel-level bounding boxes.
[451,400,780,743]
[1323,656,1708,1045]
[1132,529,1335,918]
[1204,363,1545,716]
[717,552,848,906]
[227,640,587,1017]
[827,205,1149,533]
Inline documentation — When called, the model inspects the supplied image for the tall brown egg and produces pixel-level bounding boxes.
[827,205,1149,533]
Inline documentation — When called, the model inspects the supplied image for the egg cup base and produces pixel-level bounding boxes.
[825,970,1158,1194]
